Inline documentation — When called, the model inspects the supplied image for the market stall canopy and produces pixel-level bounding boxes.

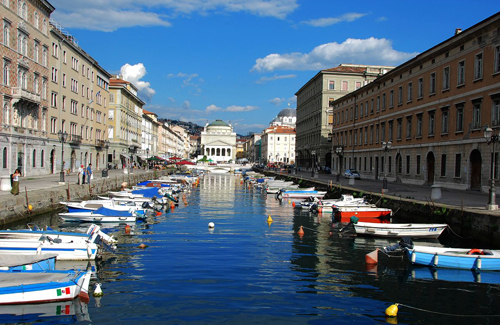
[147,156,164,161]
[176,160,196,165]
[169,156,182,160]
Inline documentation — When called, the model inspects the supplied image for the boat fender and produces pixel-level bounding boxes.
[350,216,359,224]
[87,244,92,258]
[467,249,484,255]
[476,256,482,270]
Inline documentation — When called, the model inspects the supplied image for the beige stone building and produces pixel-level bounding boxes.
[295,64,394,171]
[330,12,500,197]
[49,20,111,173]
[108,77,144,169]
[0,0,54,176]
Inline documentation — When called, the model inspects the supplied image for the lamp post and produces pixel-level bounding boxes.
[311,150,316,177]
[105,140,110,169]
[382,141,392,191]
[484,127,499,210]
[146,148,150,170]
[57,130,68,182]
[335,146,344,182]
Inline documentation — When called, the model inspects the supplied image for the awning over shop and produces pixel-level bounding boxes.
[120,153,130,159]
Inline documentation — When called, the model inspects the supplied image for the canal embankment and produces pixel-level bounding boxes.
[261,169,500,247]
[0,169,171,226]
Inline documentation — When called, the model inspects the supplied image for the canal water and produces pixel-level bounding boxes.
[2,173,500,324]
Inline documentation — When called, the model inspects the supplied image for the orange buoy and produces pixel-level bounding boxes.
[138,243,148,249]
[297,225,305,237]
[365,249,379,264]
[292,201,296,207]
[318,207,322,213]
[125,225,131,234]
[170,202,175,209]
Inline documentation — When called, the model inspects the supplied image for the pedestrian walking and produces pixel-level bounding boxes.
[10,169,21,195]
[86,163,93,184]
[78,164,84,185]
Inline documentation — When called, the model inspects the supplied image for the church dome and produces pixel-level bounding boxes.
[277,108,296,118]
[208,119,230,127]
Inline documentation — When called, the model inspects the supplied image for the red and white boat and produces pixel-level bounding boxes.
[332,205,392,223]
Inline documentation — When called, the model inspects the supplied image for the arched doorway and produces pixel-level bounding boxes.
[70,150,76,172]
[470,149,482,191]
[325,152,332,170]
[50,149,55,174]
[426,152,435,185]
[96,153,100,170]
[375,157,379,180]
[84,152,88,167]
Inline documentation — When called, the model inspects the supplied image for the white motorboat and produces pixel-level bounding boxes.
[276,189,326,200]
[298,194,369,212]
[59,207,139,223]
[0,237,99,260]
[353,222,448,238]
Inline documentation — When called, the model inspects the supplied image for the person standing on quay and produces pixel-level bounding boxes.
[78,164,84,185]
[10,169,21,195]
[86,163,93,184]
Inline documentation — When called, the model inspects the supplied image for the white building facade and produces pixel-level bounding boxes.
[200,120,236,163]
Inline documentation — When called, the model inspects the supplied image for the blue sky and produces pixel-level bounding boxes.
[48,0,500,134]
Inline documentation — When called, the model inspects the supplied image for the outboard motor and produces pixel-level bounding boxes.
[275,189,283,202]
[142,201,153,210]
[383,236,414,253]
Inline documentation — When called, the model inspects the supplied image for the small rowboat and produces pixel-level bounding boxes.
[332,206,392,223]
[353,222,448,238]
[407,246,500,271]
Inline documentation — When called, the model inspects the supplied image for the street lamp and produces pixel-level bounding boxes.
[382,141,392,191]
[105,140,110,169]
[146,148,150,170]
[311,150,316,177]
[57,130,68,182]
[484,127,499,210]
[335,146,344,182]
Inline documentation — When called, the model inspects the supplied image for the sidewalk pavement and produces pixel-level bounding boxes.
[0,168,151,197]
[270,168,499,213]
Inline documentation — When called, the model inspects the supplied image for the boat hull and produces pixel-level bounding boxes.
[407,246,500,270]
[0,270,90,305]
[354,223,447,238]
[0,240,98,260]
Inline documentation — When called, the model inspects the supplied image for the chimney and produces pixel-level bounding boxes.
[455,28,462,35]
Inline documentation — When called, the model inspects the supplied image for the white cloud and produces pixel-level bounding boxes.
[206,104,222,113]
[251,37,419,72]
[301,13,367,27]
[182,101,191,109]
[49,0,299,31]
[168,72,203,93]
[120,63,156,102]
[269,98,285,106]
[256,74,296,84]
[205,104,258,113]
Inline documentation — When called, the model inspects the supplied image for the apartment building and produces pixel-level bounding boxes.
[295,64,393,170]
[49,20,111,172]
[108,77,144,169]
[0,0,54,176]
[261,125,295,165]
[330,12,500,194]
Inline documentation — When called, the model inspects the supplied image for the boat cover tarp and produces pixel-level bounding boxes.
[136,181,171,187]
[0,254,58,267]
[93,207,133,217]
[131,187,161,198]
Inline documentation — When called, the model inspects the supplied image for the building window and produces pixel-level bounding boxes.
[3,60,10,86]
[50,117,57,133]
[342,81,348,91]
[32,149,36,168]
[456,103,464,132]
[418,77,423,98]
[441,107,449,134]
[495,45,500,74]
[441,154,446,177]
[3,20,10,48]
[458,60,465,85]
[472,100,482,129]
[381,122,386,142]
[398,86,403,105]
[416,155,421,175]
[406,155,410,174]
[455,154,461,178]
[355,81,361,89]
[370,99,374,114]
[407,82,413,102]
[429,72,436,95]
[397,118,402,140]
[416,114,423,137]
[389,90,394,108]
[51,92,57,108]
[329,80,335,90]
[428,111,435,136]
[474,52,483,80]
[376,96,380,112]
[382,93,386,110]
[441,67,450,91]
[406,116,412,139]
[388,120,393,141]
[493,99,500,126]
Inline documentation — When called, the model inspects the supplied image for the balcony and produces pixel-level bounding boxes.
[95,139,105,147]
[11,87,41,105]
[69,134,82,145]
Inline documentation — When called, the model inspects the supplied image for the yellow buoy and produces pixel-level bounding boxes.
[267,215,273,223]
[385,304,399,317]
[288,200,291,204]
[28,204,33,211]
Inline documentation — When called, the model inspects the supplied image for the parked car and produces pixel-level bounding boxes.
[344,169,361,179]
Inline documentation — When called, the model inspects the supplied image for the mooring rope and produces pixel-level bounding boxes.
[446,225,474,239]
[397,303,500,317]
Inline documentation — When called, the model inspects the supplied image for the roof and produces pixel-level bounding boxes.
[323,66,367,73]
[208,120,230,127]
[277,108,296,117]
[265,125,296,134]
